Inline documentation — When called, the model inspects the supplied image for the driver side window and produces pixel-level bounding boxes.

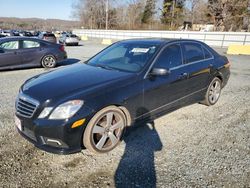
[154,43,182,69]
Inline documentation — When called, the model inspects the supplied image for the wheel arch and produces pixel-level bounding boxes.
[90,104,132,127]
[213,71,223,83]
[118,105,132,127]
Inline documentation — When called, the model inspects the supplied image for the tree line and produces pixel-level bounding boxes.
[73,0,250,31]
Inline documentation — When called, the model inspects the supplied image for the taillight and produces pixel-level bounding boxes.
[59,45,65,52]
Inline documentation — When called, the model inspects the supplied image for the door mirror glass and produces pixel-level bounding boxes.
[150,68,170,76]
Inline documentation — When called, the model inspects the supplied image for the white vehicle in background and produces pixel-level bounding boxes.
[0,30,11,36]
[59,33,79,46]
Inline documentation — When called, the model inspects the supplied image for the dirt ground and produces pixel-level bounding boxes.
[0,40,249,187]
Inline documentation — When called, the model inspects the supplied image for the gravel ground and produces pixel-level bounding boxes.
[0,39,249,187]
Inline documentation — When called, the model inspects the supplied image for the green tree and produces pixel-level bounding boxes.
[141,0,156,24]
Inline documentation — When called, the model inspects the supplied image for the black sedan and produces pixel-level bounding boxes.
[0,37,67,70]
[15,38,230,154]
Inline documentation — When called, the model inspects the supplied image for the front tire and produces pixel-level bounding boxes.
[83,106,126,154]
[41,55,56,68]
[202,77,222,106]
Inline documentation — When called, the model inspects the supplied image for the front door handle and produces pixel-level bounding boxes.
[179,72,188,79]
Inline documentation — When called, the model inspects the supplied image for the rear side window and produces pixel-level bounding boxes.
[202,46,212,59]
[154,43,182,69]
[0,41,19,50]
[23,40,40,48]
[182,42,204,63]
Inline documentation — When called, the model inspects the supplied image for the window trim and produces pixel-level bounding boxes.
[144,41,215,78]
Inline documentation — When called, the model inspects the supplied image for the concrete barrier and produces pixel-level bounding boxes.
[81,35,88,41]
[73,29,250,48]
[227,45,250,55]
[101,39,112,45]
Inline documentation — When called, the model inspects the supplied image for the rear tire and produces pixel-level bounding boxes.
[201,77,222,106]
[41,55,56,68]
[83,106,126,154]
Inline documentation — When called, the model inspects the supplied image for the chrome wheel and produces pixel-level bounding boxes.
[208,80,221,104]
[83,106,126,153]
[41,55,56,68]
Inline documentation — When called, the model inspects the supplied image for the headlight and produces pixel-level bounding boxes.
[38,107,53,118]
[49,100,84,120]
[38,100,84,120]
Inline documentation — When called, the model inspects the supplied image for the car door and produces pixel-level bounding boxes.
[142,43,190,117]
[0,40,21,67]
[18,40,43,65]
[180,42,213,95]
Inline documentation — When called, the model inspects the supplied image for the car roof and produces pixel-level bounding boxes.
[119,38,171,45]
[0,36,42,42]
[0,36,55,45]
[119,38,206,45]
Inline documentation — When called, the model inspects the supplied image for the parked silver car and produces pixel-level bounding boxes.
[59,34,79,46]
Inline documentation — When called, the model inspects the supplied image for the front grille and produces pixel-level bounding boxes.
[16,94,39,118]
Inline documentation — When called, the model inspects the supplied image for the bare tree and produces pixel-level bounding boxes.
[71,0,250,31]
[188,0,200,25]
[208,0,249,31]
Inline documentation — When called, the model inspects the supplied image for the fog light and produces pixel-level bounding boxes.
[71,118,85,129]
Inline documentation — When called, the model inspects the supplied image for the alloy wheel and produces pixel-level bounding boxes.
[208,80,221,104]
[42,55,56,68]
[91,111,125,151]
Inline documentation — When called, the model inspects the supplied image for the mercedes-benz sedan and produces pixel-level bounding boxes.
[15,39,230,154]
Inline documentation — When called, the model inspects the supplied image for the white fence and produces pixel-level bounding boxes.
[73,29,250,47]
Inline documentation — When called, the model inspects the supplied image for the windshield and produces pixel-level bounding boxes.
[87,42,159,73]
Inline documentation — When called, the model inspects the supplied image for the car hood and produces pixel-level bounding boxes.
[21,63,134,102]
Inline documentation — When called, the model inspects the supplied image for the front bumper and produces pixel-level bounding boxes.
[16,107,94,155]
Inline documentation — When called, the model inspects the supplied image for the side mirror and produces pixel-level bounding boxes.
[150,68,170,76]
